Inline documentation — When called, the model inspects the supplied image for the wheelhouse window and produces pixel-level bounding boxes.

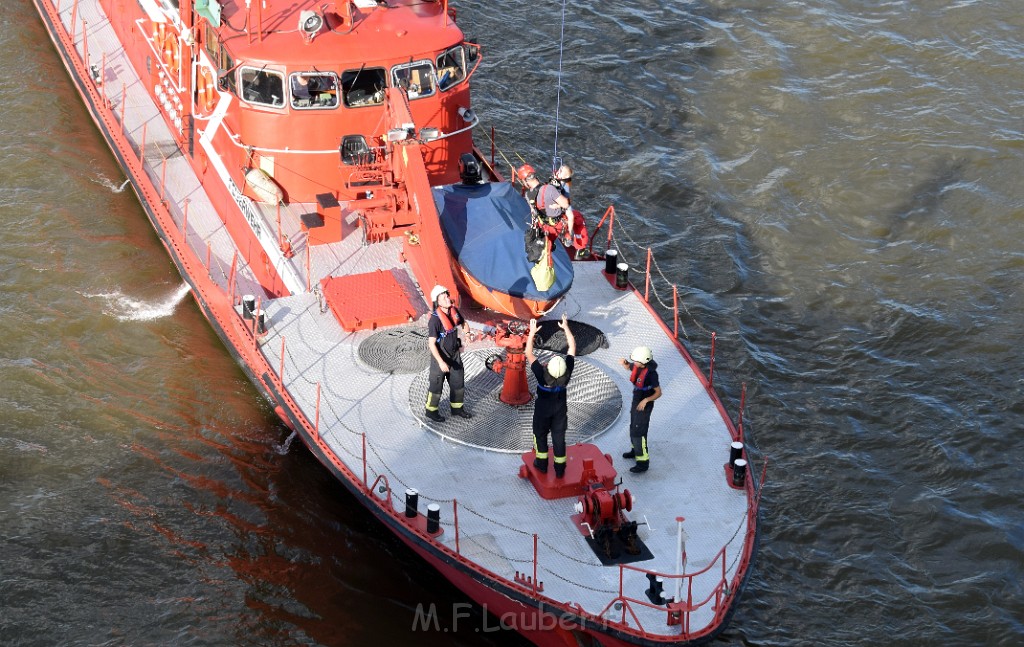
[436,46,467,91]
[240,67,285,108]
[391,61,436,100]
[290,72,339,109]
[342,67,386,107]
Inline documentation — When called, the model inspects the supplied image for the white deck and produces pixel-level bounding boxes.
[51,0,752,637]
[259,266,749,633]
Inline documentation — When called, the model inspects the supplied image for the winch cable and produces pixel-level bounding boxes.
[551,0,569,175]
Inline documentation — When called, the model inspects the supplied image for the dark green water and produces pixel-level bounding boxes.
[2,0,1022,645]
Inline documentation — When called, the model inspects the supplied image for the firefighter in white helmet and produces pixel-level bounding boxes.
[525,314,577,478]
[620,345,662,473]
[424,285,472,422]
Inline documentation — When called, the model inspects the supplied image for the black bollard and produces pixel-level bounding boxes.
[729,441,744,468]
[732,458,747,487]
[256,312,267,334]
[242,294,255,319]
[426,503,440,534]
[615,263,629,289]
[646,572,666,605]
[404,488,419,518]
[604,249,619,275]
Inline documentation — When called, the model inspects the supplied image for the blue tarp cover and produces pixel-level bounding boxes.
[433,182,574,301]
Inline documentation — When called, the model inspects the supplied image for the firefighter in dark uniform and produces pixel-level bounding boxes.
[525,314,577,478]
[425,285,473,422]
[620,346,662,473]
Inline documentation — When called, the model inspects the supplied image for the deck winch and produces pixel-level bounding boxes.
[570,481,649,565]
[575,487,633,530]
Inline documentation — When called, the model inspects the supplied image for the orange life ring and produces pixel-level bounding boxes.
[152,22,166,50]
[195,67,217,114]
[161,30,180,77]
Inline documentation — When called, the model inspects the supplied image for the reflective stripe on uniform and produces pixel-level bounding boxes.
[637,437,649,461]
[425,392,440,411]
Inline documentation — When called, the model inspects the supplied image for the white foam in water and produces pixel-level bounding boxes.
[276,431,298,455]
[85,283,192,321]
[91,173,131,193]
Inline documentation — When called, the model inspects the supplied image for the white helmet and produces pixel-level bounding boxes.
[430,284,449,304]
[630,346,653,364]
[547,355,567,379]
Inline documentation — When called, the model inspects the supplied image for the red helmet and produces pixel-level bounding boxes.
[517,164,536,181]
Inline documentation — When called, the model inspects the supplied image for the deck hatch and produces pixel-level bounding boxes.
[321,270,417,332]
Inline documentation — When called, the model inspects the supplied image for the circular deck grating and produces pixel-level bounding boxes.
[408,349,623,453]
[532,319,607,356]
[358,326,432,374]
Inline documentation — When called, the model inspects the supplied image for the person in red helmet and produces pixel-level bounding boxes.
[518,163,586,257]
[534,183,574,248]
[517,164,544,217]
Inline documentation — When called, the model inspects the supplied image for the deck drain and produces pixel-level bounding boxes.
[358,326,432,374]
[408,349,622,453]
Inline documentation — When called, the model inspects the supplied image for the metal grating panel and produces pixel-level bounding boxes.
[408,349,622,452]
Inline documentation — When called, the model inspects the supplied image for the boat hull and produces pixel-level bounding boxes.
[32,1,758,644]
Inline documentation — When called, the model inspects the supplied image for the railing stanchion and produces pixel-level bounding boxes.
[160,156,167,201]
[587,205,616,256]
[644,248,652,302]
[227,251,238,303]
[182,199,190,236]
[258,0,264,42]
[305,244,311,292]
[532,534,538,594]
[361,432,367,486]
[490,126,495,168]
[279,336,286,381]
[676,516,686,603]
[120,82,126,131]
[672,285,679,338]
[139,122,147,164]
[253,297,261,344]
[82,19,88,69]
[70,0,78,44]
[607,206,615,247]
[709,332,716,388]
[453,499,460,555]
[315,383,321,438]
[275,203,282,248]
[738,382,747,443]
[205,240,211,273]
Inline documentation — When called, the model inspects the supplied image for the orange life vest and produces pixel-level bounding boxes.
[630,364,651,391]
